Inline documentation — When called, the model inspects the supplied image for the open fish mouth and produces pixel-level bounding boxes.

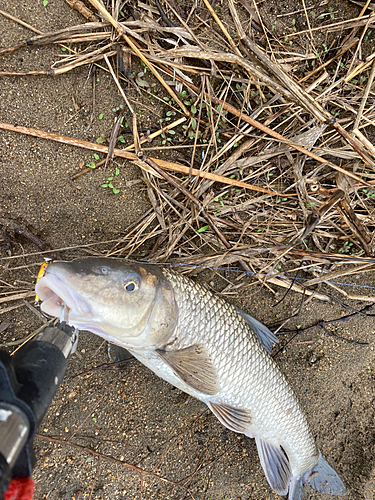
[35,271,93,324]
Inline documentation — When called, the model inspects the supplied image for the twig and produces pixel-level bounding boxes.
[87,0,190,116]
[140,154,232,249]
[354,58,375,130]
[0,122,289,195]
[65,0,98,22]
[35,434,198,495]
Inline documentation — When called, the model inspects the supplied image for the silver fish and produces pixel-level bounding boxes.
[35,257,346,499]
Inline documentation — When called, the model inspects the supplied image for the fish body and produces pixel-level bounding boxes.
[35,258,346,499]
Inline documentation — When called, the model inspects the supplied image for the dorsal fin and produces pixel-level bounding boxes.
[235,306,278,353]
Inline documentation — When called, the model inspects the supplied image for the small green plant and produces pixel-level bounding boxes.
[338,241,353,254]
[197,225,211,233]
[362,188,375,199]
[43,0,48,6]
[98,113,103,120]
[87,154,100,169]
[101,169,120,194]
[214,194,229,207]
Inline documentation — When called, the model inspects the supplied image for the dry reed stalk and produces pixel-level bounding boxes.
[0,122,286,195]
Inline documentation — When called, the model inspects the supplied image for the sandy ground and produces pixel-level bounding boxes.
[1,1,375,499]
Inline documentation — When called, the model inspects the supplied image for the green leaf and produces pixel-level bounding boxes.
[96,136,105,144]
[108,183,114,189]
[112,188,120,194]
[117,135,125,143]
[115,168,120,175]
[99,113,104,120]
[101,184,108,188]
[43,0,48,6]
[197,225,210,233]
[136,78,150,88]
[93,154,100,160]
[87,162,95,169]
[191,104,197,114]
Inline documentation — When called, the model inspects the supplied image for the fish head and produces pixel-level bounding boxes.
[35,257,178,348]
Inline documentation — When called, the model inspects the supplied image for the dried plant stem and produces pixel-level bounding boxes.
[125,117,186,151]
[0,47,117,77]
[202,0,242,57]
[35,434,197,494]
[354,58,375,130]
[87,0,190,116]
[193,94,371,186]
[141,155,232,249]
[65,0,98,22]
[0,9,42,35]
[0,122,286,195]
[288,13,374,37]
[299,39,358,83]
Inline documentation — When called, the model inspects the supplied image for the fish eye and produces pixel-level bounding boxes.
[124,281,138,292]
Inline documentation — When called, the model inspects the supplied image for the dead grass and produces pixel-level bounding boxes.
[1,0,375,303]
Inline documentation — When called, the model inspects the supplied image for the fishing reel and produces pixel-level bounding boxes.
[0,322,78,500]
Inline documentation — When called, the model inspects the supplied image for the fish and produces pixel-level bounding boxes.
[35,257,346,499]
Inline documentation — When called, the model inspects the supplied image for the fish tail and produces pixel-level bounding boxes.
[308,452,347,495]
[288,452,346,500]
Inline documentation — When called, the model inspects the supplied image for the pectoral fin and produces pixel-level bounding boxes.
[255,437,292,496]
[156,344,219,395]
[208,402,252,433]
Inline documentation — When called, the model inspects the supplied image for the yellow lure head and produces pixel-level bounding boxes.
[35,259,52,302]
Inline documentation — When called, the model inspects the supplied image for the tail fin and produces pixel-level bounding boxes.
[309,453,347,495]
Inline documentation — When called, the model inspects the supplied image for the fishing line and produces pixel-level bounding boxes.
[164,262,375,292]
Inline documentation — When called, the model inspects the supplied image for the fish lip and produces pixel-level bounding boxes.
[36,270,93,319]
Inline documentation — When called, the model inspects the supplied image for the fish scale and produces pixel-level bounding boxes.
[35,257,347,499]
[161,267,317,472]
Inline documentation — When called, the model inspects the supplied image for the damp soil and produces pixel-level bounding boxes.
[1,1,375,499]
